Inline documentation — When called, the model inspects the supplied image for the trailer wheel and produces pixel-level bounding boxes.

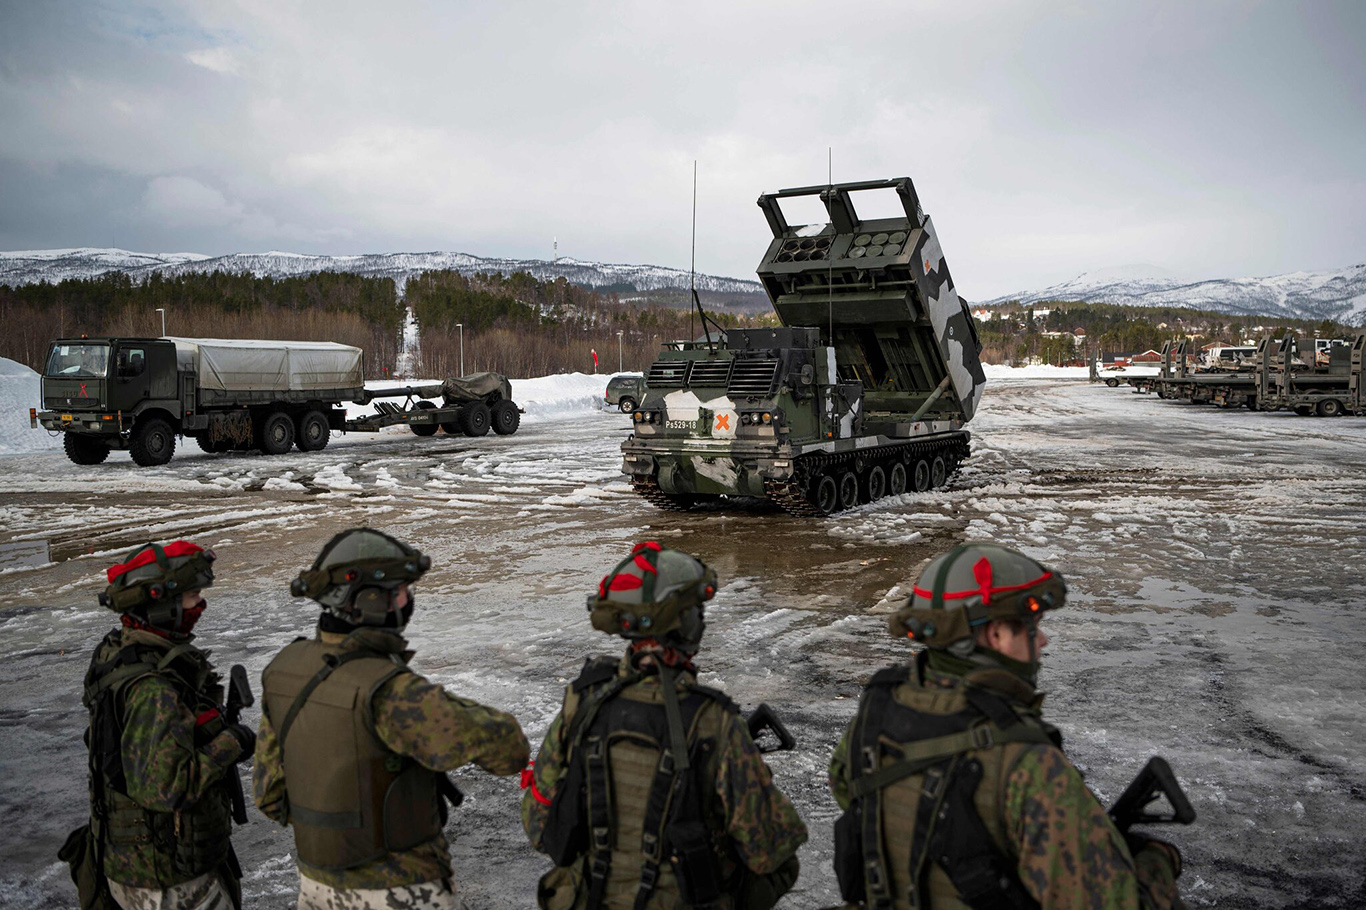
[129,418,175,467]
[1293,404,1313,416]
[837,471,859,510]
[492,399,521,435]
[296,410,331,451]
[888,462,908,496]
[1317,398,1343,417]
[930,455,948,488]
[912,458,932,492]
[259,411,295,455]
[811,475,839,515]
[460,402,491,437]
[64,434,110,465]
[1246,396,1258,411]
[618,397,637,413]
[410,401,439,437]
[1106,378,1120,387]
[864,464,887,502]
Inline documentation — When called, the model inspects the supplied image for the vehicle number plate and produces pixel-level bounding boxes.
[666,420,692,430]
[60,414,73,423]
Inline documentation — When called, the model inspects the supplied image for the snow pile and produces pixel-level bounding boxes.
[981,363,1089,380]
[512,372,612,419]
[0,358,61,456]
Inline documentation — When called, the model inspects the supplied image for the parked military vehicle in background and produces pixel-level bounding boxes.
[620,177,986,516]
[34,336,520,467]
[604,373,646,412]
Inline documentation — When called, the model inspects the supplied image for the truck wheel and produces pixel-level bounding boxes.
[865,465,887,502]
[619,397,637,413]
[460,402,491,437]
[837,471,859,510]
[1106,378,1120,387]
[1317,399,1343,417]
[1246,396,1259,411]
[129,418,176,467]
[259,411,295,455]
[811,476,839,515]
[492,400,521,435]
[64,434,110,465]
[888,462,908,495]
[912,458,932,492]
[296,410,331,451]
[409,401,439,437]
[1293,404,1313,416]
[930,455,948,488]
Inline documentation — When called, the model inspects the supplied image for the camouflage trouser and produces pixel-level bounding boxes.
[108,871,234,910]
[298,875,461,910]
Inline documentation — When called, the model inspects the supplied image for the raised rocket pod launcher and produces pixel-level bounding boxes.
[620,177,986,516]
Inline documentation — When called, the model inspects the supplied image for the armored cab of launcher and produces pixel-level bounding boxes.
[620,177,986,516]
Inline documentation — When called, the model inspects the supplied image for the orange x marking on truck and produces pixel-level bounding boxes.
[714,413,730,431]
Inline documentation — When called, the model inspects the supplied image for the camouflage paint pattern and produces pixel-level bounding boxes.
[522,654,807,908]
[254,628,530,893]
[107,870,235,910]
[296,874,461,910]
[93,629,243,890]
[829,668,1183,910]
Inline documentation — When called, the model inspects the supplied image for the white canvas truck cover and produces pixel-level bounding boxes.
[167,338,363,392]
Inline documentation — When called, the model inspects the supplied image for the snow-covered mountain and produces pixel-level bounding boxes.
[0,247,764,299]
[982,263,1366,325]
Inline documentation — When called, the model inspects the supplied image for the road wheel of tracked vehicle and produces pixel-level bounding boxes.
[492,399,521,435]
[64,433,110,465]
[930,455,948,488]
[912,458,932,492]
[865,464,887,502]
[1317,398,1343,417]
[618,397,637,413]
[410,400,439,437]
[258,411,295,455]
[129,418,175,467]
[460,401,491,437]
[296,410,331,451]
[811,475,839,515]
[1106,378,1120,387]
[888,462,908,496]
[838,471,859,510]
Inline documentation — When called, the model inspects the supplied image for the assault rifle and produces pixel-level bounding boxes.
[1108,757,1196,833]
[225,664,254,825]
[746,703,796,754]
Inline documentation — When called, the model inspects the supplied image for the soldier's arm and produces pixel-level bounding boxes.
[1004,745,1145,910]
[252,704,288,823]
[828,721,855,811]
[120,675,243,812]
[520,706,570,851]
[714,711,808,874]
[372,671,530,775]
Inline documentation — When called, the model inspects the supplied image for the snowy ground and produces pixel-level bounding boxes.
[2,377,1365,908]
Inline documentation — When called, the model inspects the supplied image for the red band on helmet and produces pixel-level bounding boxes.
[608,573,643,591]
[633,553,658,575]
[107,541,204,584]
[631,541,663,554]
[911,569,1053,606]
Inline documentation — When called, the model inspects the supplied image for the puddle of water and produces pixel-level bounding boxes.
[0,539,50,571]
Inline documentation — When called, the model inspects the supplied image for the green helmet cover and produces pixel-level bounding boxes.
[291,528,430,627]
[587,542,717,653]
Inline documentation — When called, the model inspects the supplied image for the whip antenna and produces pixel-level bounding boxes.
[689,161,717,351]
[828,148,834,345]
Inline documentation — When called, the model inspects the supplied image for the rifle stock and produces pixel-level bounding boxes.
[746,704,796,754]
[1107,756,1196,833]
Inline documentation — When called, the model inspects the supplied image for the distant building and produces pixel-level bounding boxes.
[1131,349,1162,363]
[971,308,994,321]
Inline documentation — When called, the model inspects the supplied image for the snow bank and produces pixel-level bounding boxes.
[981,363,1090,380]
[0,358,61,456]
[512,372,611,418]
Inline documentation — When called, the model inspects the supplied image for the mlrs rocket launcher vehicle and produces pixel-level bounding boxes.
[621,177,986,516]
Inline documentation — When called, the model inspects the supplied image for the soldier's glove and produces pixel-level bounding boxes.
[224,723,256,763]
[1126,833,1183,879]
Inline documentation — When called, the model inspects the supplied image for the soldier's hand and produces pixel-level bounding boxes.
[1126,833,1182,879]
[224,723,256,763]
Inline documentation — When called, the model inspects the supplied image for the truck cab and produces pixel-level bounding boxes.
[40,337,182,438]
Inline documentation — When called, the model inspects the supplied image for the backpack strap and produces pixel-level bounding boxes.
[850,665,905,910]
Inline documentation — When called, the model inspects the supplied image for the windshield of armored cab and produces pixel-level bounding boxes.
[46,343,109,378]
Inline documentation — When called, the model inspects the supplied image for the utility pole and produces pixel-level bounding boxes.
[155,308,166,337]
[455,323,464,376]
[617,331,624,373]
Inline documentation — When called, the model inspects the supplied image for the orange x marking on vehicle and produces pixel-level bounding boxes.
[714,413,730,431]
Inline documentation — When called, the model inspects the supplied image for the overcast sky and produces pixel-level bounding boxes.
[1,1,1363,298]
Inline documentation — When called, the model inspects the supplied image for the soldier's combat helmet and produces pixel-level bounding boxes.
[101,541,216,635]
[587,542,717,655]
[890,543,1065,657]
[290,528,430,629]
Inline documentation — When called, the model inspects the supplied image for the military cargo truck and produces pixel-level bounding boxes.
[36,336,364,466]
[620,177,986,516]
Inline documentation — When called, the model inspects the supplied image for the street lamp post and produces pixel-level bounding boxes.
[617,331,624,373]
[155,308,166,337]
[455,323,464,376]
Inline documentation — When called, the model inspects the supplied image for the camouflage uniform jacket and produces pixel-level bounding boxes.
[85,627,245,889]
[522,654,808,909]
[253,626,530,890]
[829,656,1183,910]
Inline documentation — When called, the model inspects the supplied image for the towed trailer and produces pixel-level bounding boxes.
[347,374,522,437]
[1257,332,1366,417]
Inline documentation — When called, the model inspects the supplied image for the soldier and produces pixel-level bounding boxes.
[522,541,808,910]
[829,543,1186,910]
[254,528,530,910]
[77,540,253,910]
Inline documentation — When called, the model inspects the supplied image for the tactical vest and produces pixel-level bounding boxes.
[260,635,447,871]
[542,657,738,910]
[82,629,235,887]
[833,663,1062,910]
